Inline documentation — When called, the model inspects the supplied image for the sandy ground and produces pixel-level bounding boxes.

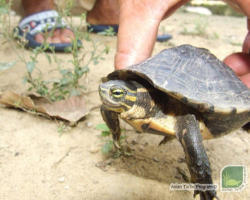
[0,12,249,200]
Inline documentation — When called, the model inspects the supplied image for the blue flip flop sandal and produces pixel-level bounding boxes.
[87,24,172,42]
[14,10,82,52]
[87,24,119,34]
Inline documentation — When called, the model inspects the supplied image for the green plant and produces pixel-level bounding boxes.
[96,123,114,154]
[96,26,116,36]
[22,12,108,101]
[0,0,109,102]
[180,19,208,37]
[0,0,18,72]
[57,121,71,135]
[0,61,16,73]
[96,123,128,157]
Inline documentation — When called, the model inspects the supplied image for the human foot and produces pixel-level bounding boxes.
[21,0,75,45]
[16,10,80,51]
[86,0,119,25]
[34,28,74,44]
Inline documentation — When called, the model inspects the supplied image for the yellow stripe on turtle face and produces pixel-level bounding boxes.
[125,95,137,102]
[137,88,148,93]
[100,87,109,92]
[120,102,132,109]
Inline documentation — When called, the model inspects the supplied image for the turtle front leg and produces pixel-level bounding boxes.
[100,105,121,149]
[176,114,218,200]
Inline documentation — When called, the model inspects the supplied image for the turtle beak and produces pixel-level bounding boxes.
[99,82,125,112]
[98,83,108,102]
[98,83,115,107]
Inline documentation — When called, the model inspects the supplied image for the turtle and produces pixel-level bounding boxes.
[99,44,250,200]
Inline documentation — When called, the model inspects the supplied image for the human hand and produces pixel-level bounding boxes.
[224,19,250,88]
[115,0,189,69]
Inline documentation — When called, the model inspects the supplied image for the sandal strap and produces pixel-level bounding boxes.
[18,10,68,36]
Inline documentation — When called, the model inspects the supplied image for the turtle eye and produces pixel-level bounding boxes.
[111,88,125,99]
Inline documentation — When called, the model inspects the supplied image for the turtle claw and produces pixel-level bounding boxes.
[113,140,121,149]
[158,135,174,146]
[194,190,219,200]
[159,137,168,146]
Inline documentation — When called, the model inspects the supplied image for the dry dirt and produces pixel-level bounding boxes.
[0,12,249,200]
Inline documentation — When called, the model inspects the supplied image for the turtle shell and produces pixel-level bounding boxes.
[108,45,250,114]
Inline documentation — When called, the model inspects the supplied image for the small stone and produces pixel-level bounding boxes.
[174,175,182,180]
[153,157,159,162]
[143,142,149,146]
[14,152,20,157]
[58,177,65,183]
[177,157,185,163]
[105,159,113,165]
[138,145,144,152]
[95,159,113,171]
[131,139,137,145]
[89,146,99,154]
[64,185,69,190]
[176,167,189,182]
[86,122,93,128]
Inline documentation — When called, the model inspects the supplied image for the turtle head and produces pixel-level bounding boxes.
[99,80,138,113]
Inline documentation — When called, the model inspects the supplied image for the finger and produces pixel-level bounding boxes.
[115,1,160,69]
[115,0,189,69]
[51,29,61,43]
[224,52,250,76]
[61,29,75,43]
[239,73,250,88]
[115,21,158,69]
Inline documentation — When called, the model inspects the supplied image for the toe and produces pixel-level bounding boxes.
[224,52,250,76]
[51,29,61,43]
[34,28,75,44]
[60,29,75,43]
[34,33,45,43]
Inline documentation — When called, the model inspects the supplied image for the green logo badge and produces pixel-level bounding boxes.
[221,165,247,192]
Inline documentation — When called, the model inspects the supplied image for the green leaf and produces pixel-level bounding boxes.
[96,123,110,131]
[120,135,126,140]
[101,140,113,154]
[70,89,80,97]
[26,61,35,73]
[101,131,111,137]
[60,69,70,75]
[104,46,110,54]
[44,53,52,63]
[0,61,16,71]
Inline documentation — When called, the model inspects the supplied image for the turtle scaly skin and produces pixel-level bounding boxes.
[99,45,250,200]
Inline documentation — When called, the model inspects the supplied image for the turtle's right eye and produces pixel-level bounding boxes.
[111,88,125,99]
